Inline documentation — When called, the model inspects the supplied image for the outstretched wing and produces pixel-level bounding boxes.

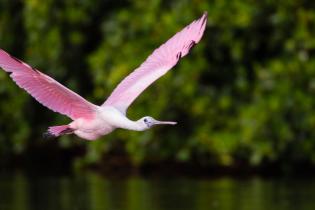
[103,12,207,113]
[0,49,96,120]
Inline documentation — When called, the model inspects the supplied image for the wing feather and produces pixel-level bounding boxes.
[0,49,96,120]
[103,12,207,113]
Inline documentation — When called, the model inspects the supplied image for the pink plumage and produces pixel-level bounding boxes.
[0,50,96,120]
[0,12,207,140]
[103,12,208,113]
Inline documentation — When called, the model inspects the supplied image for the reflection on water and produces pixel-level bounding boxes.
[0,172,315,210]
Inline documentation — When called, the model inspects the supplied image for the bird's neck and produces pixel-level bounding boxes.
[119,119,146,131]
[99,106,146,131]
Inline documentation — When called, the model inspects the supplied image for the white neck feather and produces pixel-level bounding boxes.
[99,106,147,131]
[118,119,146,131]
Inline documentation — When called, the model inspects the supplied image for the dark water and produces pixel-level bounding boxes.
[0,172,315,210]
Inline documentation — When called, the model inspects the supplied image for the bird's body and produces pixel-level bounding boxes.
[71,106,119,140]
[0,12,207,140]
[70,106,138,140]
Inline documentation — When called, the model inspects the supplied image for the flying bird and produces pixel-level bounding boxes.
[0,12,207,140]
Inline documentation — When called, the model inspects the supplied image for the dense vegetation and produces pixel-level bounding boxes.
[1,0,315,173]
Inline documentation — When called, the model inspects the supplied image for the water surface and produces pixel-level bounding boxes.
[0,172,314,210]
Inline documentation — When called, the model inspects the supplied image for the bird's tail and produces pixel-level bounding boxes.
[43,125,74,139]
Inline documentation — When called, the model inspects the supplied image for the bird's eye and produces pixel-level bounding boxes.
[144,118,148,123]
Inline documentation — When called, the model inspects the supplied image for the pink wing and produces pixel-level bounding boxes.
[103,12,207,113]
[0,49,96,120]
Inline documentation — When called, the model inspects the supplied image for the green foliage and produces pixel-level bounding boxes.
[1,0,315,169]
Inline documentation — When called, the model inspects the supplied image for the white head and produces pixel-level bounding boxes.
[137,116,177,130]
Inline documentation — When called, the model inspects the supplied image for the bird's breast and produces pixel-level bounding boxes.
[70,113,116,140]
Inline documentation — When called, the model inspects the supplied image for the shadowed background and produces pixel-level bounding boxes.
[1,0,315,176]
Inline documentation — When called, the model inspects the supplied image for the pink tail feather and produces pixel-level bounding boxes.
[44,125,74,138]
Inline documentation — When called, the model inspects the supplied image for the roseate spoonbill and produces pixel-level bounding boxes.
[0,12,207,140]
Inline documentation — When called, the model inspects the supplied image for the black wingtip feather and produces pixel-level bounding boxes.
[176,52,182,60]
[188,40,196,50]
